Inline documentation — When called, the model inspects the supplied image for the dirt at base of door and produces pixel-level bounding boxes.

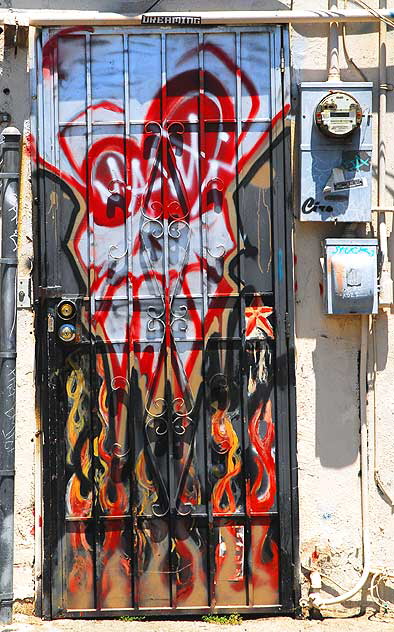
[2,610,394,632]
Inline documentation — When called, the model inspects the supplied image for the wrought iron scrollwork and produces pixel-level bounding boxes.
[172,396,193,436]
[143,400,170,518]
[209,373,231,454]
[111,376,130,390]
[147,305,165,333]
[108,244,128,260]
[170,304,188,333]
[138,119,198,519]
[146,416,168,436]
[168,219,189,240]
[145,396,167,419]
[207,244,226,259]
[141,200,165,240]
[204,177,226,259]
[176,501,193,516]
[111,442,130,459]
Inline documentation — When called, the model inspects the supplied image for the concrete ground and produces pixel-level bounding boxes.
[2,611,394,632]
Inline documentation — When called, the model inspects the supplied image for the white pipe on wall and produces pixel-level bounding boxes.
[327,0,341,81]
[377,0,393,306]
[1,8,394,26]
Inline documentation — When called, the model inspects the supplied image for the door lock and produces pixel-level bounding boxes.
[58,323,76,343]
[55,299,78,343]
[57,300,77,320]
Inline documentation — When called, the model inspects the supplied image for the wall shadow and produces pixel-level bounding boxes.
[313,332,360,467]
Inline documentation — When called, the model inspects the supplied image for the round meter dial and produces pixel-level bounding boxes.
[315,91,362,138]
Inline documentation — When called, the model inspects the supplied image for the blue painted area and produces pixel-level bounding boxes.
[278,248,284,283]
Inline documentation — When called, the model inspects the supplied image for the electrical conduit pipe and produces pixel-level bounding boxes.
[327,0,341,81]
[0,127,21,625]
[377,0,393,306]
[1,8,394,26]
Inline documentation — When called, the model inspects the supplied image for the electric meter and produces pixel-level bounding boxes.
[315,91,363,138]
[299,81,372,222]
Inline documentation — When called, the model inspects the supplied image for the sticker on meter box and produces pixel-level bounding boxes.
[333,178,366,191]
[323,167,367,195]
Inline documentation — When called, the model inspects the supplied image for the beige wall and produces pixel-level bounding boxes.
[1,0,394,614]
[291,10,394,612]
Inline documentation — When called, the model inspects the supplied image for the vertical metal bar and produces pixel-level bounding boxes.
[36,30,47,293]
[235,31,253,608]
[123,32,135,609]
[270,27,294,611]
[85,31,99,613]
[198,31,214,609]
[35,29,52,620]
[236,33,242,143]
[40,29,58,294]
[52,36,67,615]
[37,39,58,621]
[29,26,44,619]
[127,34,140,600]
[53,35,62,290]
[281,24,299,611]
[39,35,62,599]
[48,31,59,287]
[0,127,21,625]
[160,32,176,610]
[86,33,94,325]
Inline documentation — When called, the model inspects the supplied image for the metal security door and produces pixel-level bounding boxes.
[34,25,296,618]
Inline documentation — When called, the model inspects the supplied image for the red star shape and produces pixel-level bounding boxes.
[245,305,274,339]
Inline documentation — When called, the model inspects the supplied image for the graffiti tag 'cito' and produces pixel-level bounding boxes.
[301,197,333,214]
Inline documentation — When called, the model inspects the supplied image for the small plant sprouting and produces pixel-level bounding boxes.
[202,613,243,625]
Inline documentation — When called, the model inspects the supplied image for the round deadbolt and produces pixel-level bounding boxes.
[58,323,76,342]
[57,300,77,320]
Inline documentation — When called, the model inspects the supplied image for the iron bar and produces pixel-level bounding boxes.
[0,127,21,625]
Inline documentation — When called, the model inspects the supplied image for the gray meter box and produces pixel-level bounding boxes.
[323,238,378,314]
[299,82,373,222]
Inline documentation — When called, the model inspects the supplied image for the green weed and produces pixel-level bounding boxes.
[119,615,146,621]
[202,613,243,625]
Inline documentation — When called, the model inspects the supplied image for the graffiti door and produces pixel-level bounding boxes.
[35,25,296,617]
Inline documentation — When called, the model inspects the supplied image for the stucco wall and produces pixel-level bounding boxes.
[291,10,394,612]
[1,0,394,615]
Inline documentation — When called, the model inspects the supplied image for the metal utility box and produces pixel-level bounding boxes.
[323,238,378,314]
[299,82,373,222]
